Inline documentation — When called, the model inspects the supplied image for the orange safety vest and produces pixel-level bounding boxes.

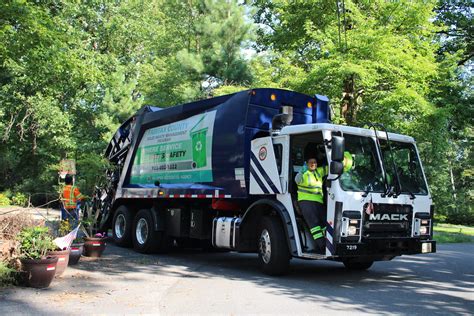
[62,185,83,209]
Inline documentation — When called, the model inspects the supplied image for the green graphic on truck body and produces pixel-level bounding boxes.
[190,115,209,169]
[130,111,216,184]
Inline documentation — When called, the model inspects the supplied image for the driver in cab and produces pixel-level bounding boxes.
[295,152,352,253]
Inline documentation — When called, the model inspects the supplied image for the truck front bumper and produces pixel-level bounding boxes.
[335,238,436,258]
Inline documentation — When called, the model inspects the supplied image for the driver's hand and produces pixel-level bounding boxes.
[301,162,308,173]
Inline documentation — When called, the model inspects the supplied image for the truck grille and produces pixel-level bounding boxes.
[363,204,412,238]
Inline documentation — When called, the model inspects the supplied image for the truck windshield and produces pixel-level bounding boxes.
[339,134,385,192]
[380,140,428,195]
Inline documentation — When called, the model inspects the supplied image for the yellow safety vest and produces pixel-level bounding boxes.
[62,185,83,209]
[297,166,328,203]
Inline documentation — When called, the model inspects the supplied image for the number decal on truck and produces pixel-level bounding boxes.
[346,245,358,251]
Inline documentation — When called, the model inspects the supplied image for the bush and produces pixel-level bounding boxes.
[434,213,447,224]
[447,210,474,226]
[0,193,11,206]
[0,261,15,287]
[11,192,28,207]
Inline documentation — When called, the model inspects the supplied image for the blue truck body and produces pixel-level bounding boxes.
[113,88,330,198]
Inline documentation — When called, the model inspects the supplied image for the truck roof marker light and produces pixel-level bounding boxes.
[307,101,313,108]
[271,94,277,101]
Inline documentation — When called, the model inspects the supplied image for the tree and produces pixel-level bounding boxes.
[435,0,473,66]
[252,0,440,128]
[141,0,254,106]
[0,0,254,199]
[250,0,472,220]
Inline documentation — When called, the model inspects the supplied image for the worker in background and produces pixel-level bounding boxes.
[61,174,84,225]
[295,152,352,253]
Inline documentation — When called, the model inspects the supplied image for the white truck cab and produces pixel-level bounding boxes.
[250,122,435,268]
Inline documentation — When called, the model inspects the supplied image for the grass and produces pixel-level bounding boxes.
[433,223,474,243]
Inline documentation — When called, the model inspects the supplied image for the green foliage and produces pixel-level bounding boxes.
[447,208,474,226]
[251,0,472,224]
[212,85,249,96]
[434,213,448,223]
[11,192,28,207]
[435,0,474,66]
[75,154,112,196]
[17,226,55,260]
[141,0,254,105]
[253,0,439,125]
[81,202,102,238]
[0,0,471,225]
[58,219,72,237]
[0,193,11,206]
[0,261,15,287]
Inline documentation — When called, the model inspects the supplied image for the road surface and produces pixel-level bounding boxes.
[1,243,473,315]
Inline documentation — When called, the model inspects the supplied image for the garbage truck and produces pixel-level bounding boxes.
[93,88,436,275]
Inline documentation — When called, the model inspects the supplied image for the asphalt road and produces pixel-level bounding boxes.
[1,243,473,315]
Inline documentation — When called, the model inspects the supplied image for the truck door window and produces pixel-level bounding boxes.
[289,132,325,192]
[339,134,385,192]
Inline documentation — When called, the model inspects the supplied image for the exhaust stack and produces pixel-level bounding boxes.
[271,106,293,135]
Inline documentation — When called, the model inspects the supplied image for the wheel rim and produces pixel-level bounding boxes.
[259,229,271,264]
[114,214,126,239]
[136,218,148,245]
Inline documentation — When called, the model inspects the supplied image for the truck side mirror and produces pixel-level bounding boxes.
[331,136,345,162]
[330,161,344,176]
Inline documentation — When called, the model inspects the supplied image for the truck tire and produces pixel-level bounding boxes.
[112,206,133,247]
[342,259,374,270]
[132,209,170,254]
[257,216,291,276]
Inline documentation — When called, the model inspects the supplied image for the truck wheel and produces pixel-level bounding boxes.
[132,209,169,254]
[257,216,291,276]
[112,206,133,247]
[342,259,374,270]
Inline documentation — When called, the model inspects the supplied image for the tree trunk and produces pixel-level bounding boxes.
[341,74,355,124]
[341,74,364,125]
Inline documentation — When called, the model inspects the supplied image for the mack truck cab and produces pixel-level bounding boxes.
[248,118,436,273]
[95,88,436,276]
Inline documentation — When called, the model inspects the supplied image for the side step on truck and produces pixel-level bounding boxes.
[93,88,436,275]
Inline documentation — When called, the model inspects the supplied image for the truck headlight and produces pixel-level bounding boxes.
[419,226,428,235]
[348,225,358,236]
[341,211,361,241]
[414,213,431,238]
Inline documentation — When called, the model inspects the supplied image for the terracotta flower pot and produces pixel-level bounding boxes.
[68,243,84,265]
[83,237,107,257]
[20,257,58,288]
[47,249,70,277]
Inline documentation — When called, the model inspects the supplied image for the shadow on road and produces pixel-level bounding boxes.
[66,242,473,315]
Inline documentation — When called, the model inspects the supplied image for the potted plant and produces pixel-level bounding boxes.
[82,202,107,257]
[17,226,57,288]
[47,220,73,276]
[69,236,84,265]
[47,247,70,277]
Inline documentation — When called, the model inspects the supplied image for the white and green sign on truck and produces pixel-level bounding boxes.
[130,111,216,184]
